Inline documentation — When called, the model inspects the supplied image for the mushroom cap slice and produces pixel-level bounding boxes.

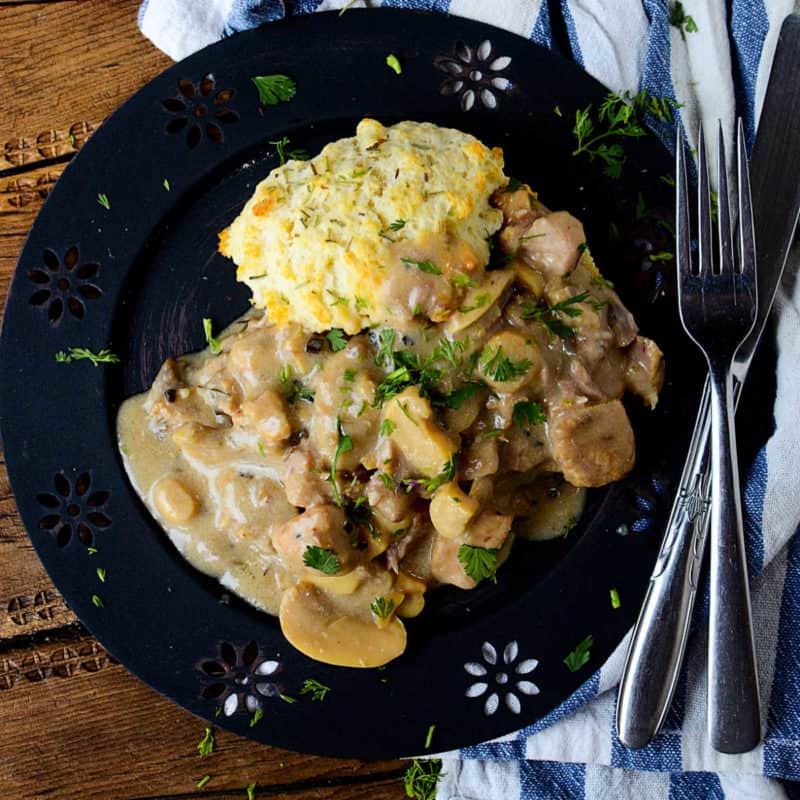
[279,582,407,668]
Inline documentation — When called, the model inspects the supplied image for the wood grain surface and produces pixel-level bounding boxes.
[0,3,408,798]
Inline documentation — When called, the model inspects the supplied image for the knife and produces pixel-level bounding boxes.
[616,13,800,750]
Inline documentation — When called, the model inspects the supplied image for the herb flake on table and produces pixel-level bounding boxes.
[97,193,110,210]
[458,544,499,584]
[197,775,211,789]
[303,545,341,575]
[402,758,444,800]
[197,727,215,757]
[249,708,264,727]
[564,634,593,672]
[386,53,403,75]
[91,593,104,608]
[279,693,297,704]
[300,678,331,701]
[163,178,170,191]
[202,318,222,354]
[610,588,621,609]
[251,74,296,105]
[55,347,119,366]
[401,257,442,275]
[96,567,106,583]
[425,724,436,750]
[246,781,257,800]
[480,346,531,382]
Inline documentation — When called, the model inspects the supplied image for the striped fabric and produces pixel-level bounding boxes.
[137,1,800,797]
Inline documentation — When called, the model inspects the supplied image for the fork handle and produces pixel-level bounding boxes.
[617,377,712,748]
[707,360,761,753]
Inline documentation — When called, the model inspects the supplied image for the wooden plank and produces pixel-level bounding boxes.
[0,0,171,171]
[0,629,405,800]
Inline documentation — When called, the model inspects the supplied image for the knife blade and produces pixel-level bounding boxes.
[616,13,800,750]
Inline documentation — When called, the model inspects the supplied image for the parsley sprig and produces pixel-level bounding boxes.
[328,416,353,507]
[270,136,309,165]
[458,544,499,584]
[251,74,297,105]
[564,634,593,672]
[202,318,222,354]
[512,400,546,427]
[520,291,590,338]
[197,727,215,757]
[300,678,331,701]
[401,257,442,276]
[370,596,395,621]
[55,347,119,366]
[669,1,698,39]
[302,545,341,575]
[402,758,444,800]
[326,328,347,352]
[403,455,456,494]
[480,346,531,382]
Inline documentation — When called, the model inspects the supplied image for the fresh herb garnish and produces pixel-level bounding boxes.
[648,251,674,261]
[564,634,593,672]
[458,293,489,314]
[251,74,297,105]
[379,418,396,437]
[386,54,402,75]
[343,368,357,382]
[378,472,395,489]
[591,275,615,289]
[375,328,396,367]
[197,727,215,757]
[373,351,442,407]
[197,775,211,789]
[401,257,442,276]
[402,759,444,800]
[246,782,257,800]
[379,218,406,241]
[97,193,110,210]
[163,178,170,191]
[520,292,589,339]
[328,416,353,507]
[279,693,297,704]
[286,382,314,404]
[503,177,523,193]
[279,364,292,384]
[202,318,222,354]
[370,596,395,620]
[425,724,436,750]
[355,296,369,311]
[91,594,104,608]
[406,455,456,494]
[451,273,476,289]
[96,567,106,583]
[512,400,546,427]
[432,337,465,369]
[669,1,698,39]
[326,328,348,352]
[610,588,621,609]
[457,544,499,584]
[444,382,480,410]
[87,546,98,555]
[554,105,562,117]
[303,545,340,575]
[249,708,264,727]
[55,347,119,366]
[270,136,309,165]
[480,346,531,382]
[300,678,331,701]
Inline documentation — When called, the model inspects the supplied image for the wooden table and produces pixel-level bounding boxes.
[0,3,406,797]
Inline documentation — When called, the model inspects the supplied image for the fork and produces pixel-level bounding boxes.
[676,119,761,753]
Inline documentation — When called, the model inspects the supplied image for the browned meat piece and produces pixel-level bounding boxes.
[146,358,184,406]
[464,511,513,550]
[498,428,551,474]
[606,296,639,347]
[624,336,665,409]
[385,513,429,573]
[493,187,549,254]
[430,534,476,590]
[271,505,355,575]
[549,400,635,487]
[366,472,413,523]
[463,437,499,480]
[519,211,586,277]
[283,450,334,508]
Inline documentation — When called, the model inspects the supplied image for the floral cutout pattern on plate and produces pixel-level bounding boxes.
[434,40,513,112]
[36,471,111,548]
[27,247,101,324]
[162,74,239,148]
[465,640,539,715]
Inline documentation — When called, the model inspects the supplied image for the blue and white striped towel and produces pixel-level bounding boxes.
[138,1,800,797]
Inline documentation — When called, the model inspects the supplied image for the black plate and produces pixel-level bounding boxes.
[0,9,703,758]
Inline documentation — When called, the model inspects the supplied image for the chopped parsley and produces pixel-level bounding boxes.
[197,775,211,789]
[279,693,297,704]
[402,758,444,800]
[251,74,296,105]
[87,546,98,555]
[246,782,257,800]
[343,368,357,382]
[379,218,406,241]
[279,364,292,384]
[458,293,489,314]
[249,708,264,727]
[648,251,674,261]
[163,178,170,191]
[386,53,403,75]
[432,337,465,369]
[303,545,340,575]
[55,347,119,366]
[197,727,215,757]
[300,678,331,701]
[373,351,442,407]
[451,273,477,289]
[97,193,110,210]
[375,328,396,367]
[91,594,104,608]
[326,328,348,352]
[96,567,106,583]
[355,296,369,311]
[520,292,589,339]
[554,105,562,117]
[379,418,397,437]
[564,634,593,672]
[591,275,615,289]
[444,382,481,409]
[512,400,546,427]
[406,454,456,494]
[669,1,698,39]
[503,177,523,193]
[480,346,531,382]
[457,544,499,584]
[270,136,309,165]
[425,724,436,750]
[202,318,222,354]
[378,471,395,489]
[401,257,442,276]
[610,588,621,609]
[328,416,353,507]
[370,596,395,620]
[286,382,314,404]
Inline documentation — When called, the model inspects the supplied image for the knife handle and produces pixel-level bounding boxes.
[616,378,713,748]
